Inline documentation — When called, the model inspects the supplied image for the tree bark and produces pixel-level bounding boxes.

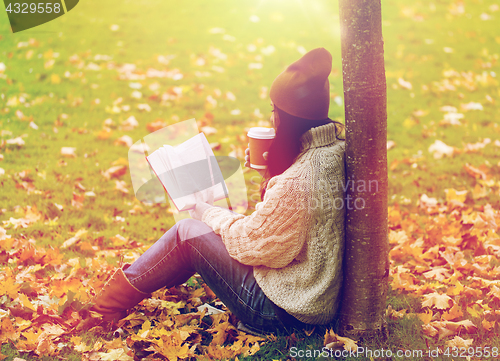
[338,0,389,339]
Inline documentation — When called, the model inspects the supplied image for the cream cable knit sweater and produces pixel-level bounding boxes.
[202,123,345,325]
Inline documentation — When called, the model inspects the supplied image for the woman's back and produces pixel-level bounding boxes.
[252,123,345,325]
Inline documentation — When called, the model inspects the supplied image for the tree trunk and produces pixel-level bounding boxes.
[338,0,389,339]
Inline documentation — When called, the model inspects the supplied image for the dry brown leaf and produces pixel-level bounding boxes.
[487,285,500,300]
[61,147,77,157]
[103,165,128,179]
[323,329,357,352]
[61,229,88,249]
[446,336,473,348]
[428,319,477,339]
[422,323,438,337]
[115,180,129,194]
[421,292,453,310]
[114,135,133,147]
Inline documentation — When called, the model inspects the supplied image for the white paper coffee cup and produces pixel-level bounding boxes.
[247,127,276,169]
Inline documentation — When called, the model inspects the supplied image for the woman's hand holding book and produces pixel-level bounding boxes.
[189,189,214,221]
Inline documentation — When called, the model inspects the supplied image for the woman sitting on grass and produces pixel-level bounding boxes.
[90,47,346,335]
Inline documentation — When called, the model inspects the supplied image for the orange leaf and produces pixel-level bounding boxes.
[97,129,113,140]
[202,284,217,300]
[482,319,495,331]
[211,322,230,346]
[0,317,17,340]
[441,303,463,321]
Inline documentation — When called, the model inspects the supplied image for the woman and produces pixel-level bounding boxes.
[90,47,346,335]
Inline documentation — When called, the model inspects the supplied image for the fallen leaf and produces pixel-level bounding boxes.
[6,137,25,146]
[103,165,128,179]
[428,140,454,159]
[418,309,433,324]
[444,188,467,203]
[121,116,139,131]
[446,336,473,348]
[323,329,357,352]
[398,78,413,90]
[422,293,453,310]
[61,147,77,158]
[441,303,463,321]
[61,229,87,249]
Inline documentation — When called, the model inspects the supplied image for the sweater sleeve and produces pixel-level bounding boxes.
[201,175,309,268]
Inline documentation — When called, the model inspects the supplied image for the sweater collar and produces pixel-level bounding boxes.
[299,123,340,151]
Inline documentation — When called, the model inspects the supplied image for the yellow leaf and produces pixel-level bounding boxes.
[138,319,151,338]
[418,310,433,324]
[22,330,41,345]
[403,118,415,128]
[0,278,21,299]
[156,339,190,361]
[445,188,467,203]
[211,323,229,346]
[51,74,61,84]
[467,305,481,318]
[248,342,260,355]
[472,184,487,199]
[160,300,184,315]
[447,280,464,296]
[18,293,36,311]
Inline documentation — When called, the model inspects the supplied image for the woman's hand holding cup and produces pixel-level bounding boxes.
[246,127,275,177]
[244,145,268,177]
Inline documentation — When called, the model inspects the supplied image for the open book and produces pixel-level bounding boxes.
[146,132,229,211]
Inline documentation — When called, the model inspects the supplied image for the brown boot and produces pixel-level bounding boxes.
[90,265,151,323]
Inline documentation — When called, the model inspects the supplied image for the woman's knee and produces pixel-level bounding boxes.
[176,218,213,241]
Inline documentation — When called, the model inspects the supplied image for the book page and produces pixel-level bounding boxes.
[147,132,229,211]
[146,146,192,211]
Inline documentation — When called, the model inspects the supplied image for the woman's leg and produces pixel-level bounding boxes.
[123,218,287,334]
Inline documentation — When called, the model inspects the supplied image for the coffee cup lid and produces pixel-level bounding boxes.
[247,127,276,139]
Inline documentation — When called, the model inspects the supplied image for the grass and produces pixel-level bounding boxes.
[1,0,500,359]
